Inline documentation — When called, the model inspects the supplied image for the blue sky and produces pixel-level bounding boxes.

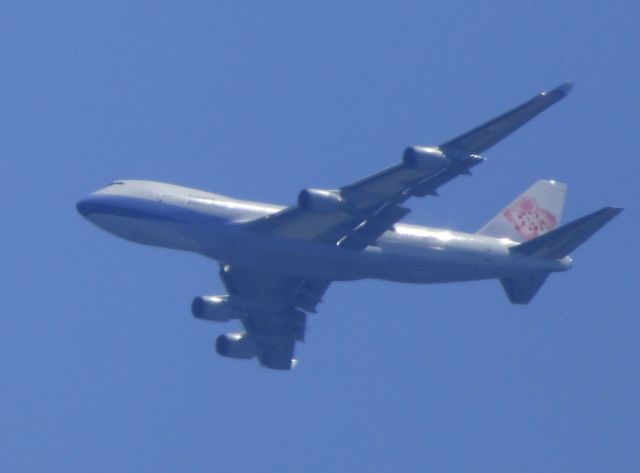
[1,1,638,472]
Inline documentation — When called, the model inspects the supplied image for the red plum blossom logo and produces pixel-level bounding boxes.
[503,197,557,240]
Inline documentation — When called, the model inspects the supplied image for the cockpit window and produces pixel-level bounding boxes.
[109,181,125,186]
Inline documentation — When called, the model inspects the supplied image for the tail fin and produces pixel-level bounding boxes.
[501,206,622,304]
[478,180,567,242]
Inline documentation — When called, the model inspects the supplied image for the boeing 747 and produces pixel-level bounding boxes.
[77,83,621,370]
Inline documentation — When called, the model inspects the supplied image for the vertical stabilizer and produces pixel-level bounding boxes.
[478,180,567,242]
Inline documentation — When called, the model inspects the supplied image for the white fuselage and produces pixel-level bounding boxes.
[77,180,571,283]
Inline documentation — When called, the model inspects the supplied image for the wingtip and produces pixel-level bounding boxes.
[558,80,574,95]
[605,206,624,216]
[542,81,574,98]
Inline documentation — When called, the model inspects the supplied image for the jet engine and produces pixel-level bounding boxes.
[215,332,256,359]
[298,188,346,212]
[402,146,448,172]
[191,295,233,322]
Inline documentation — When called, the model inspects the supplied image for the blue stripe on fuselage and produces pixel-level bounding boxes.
[77,194,188,223]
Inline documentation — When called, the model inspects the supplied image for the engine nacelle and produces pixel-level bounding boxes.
[215,332,256,359]
[402,146,448,172]
[298,188,346,212]
[192,295,232,322]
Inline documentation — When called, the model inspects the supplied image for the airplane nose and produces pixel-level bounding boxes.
[76,197,94,218]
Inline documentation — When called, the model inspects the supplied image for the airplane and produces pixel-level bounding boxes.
[77,82,622,370]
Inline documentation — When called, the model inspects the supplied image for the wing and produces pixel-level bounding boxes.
[219,264,330,370]
[440,82,573,156]
[248,83,573,250]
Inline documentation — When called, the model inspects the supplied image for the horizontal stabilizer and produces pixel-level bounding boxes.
[512,207,623,259]
[501,273,549,304]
